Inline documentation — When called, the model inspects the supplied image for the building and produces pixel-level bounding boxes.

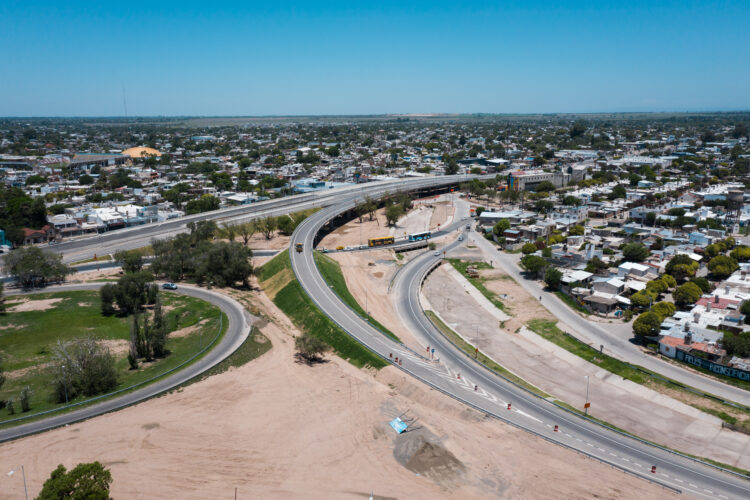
[507,170,570,191]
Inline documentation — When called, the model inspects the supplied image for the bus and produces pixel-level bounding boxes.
[368,236,395,247]
[408,231,432,241]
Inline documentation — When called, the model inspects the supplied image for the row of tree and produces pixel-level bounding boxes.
[150,220,253,287]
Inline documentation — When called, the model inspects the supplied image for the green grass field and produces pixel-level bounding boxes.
[260,250,386,369]
[0,290,225,424]
[313,251,400,342]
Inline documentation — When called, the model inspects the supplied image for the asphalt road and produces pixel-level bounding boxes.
[290,200,750,500]
[0,283,251,443]
[466,230,750,408]
[43,176,479,264]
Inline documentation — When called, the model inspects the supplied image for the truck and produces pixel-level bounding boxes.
[295,243,303,253]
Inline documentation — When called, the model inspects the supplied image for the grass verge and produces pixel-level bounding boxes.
[425,310,548,398]
[554,291,591,315]
[447,259,509,313]
[259,250,386,369]
[313,251,400,342]
[526,319,750,432]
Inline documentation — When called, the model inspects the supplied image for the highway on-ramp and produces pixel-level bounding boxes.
[0,283,252,443]
[290,201,750,500]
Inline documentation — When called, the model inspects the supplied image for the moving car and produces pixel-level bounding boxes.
[433,251,441,256]
[162,282,178,290]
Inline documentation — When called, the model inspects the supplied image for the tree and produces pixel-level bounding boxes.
[633,311,662,342]
[535,181,555,193]
[50,337,118,402]
[630,290,656,309]
[521,242,538,255]
[114,250,143,273]
[237,221,256,246]
[99,284,116,316]
[276,215,295,236]
[385,204,404,226]
[4,246,71,288]
[645,278,667,295]
[622,242,649,262]
[722,332,750,357]
[151,296,168,357]
[534,200,554,213]
[37,461,113,500]
[610,184,627,199]
[730,245,750,262]
[673,282,703,308]
[707,255,738,280]
[258,216,278,240]
[651,301,676,320]
[689,276,712,293]
[544,267,563,290]
[493,219,510,236]
[185,194,220,215]
[111,271,155,315]
[741,300,750,325]
[585,256,609,274]
[187,220,217,242]
[665,254,698,282]
[661,274,677,289]
[562,195,580,206]
[520,254,547,278]
[568,225,584,236]
[294,333,329,364]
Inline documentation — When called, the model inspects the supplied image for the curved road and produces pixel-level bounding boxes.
[0,283,251,442]
[465,227,750,407]
[290,201,750,500]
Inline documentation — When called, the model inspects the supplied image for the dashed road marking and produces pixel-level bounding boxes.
[674,478,684,483]
[689,483,698,488]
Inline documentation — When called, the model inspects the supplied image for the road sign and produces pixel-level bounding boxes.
[584,402,591,409]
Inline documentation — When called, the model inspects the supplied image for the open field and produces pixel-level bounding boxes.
[0,290,223,425]
[0,284,677,499]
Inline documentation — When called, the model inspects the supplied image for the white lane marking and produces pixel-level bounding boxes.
[719,495,729,499]
[704,490,712,494]
[674,478,683,483]
[660,473,669,478]
[608,452,616,457]
[515,410,542,423]
[689,483,698,488]
[633,463,642,468]
[622,458,630,462]
[576,438,582,442]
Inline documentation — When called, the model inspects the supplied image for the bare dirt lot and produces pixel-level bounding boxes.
[0,287,675,500]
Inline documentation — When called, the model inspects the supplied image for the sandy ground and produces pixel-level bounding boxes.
[423,257,750,469]
[0,286,676,500]
[319,208,390,249]
[8,298,64,313]
[330,250,430,354]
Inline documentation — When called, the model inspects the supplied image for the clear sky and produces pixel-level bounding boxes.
[1,1,749,116]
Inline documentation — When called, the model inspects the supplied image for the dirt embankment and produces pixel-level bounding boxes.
[0,283,674,499]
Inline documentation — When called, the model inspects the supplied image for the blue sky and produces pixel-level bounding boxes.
[1,1,748,116]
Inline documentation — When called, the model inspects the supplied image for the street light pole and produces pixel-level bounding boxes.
[584,375,590,416]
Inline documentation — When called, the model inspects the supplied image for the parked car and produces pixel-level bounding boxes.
[162,282,178,290]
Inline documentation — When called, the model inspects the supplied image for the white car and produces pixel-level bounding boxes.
[433,251,441,256]
[458,235,464,241]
